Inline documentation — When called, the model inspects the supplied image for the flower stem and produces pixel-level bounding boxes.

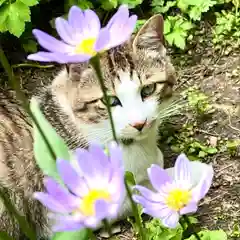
[87,228,97,240]
[182,215,201,240]
[90,55,118,143]
[124,177,145,240]
[103,219,112,238]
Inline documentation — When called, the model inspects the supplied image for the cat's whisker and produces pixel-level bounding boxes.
[156,103,187,120]
[161,98,188,110]
[157,106,185,120]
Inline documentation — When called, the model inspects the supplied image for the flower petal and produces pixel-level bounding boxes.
[57,159,89,196]
[133,185,165,202]
[84,9,101,36]
[88,143,110,173]
[147,164,171,192]
[191,164,214,202]
[174,153,191,183]
[106,5,129,30]
[108,14,137,49]
[55,17,76,45]
[76,147,112,189]
[68,6,84,30]
[161,211,180,229]
[51,214,84,232]
[27,51,90,63]
[44,177,79,210]
[32,29,73,53]
[108,141,124,169]
[143,204,175,221]
[108,168,125,202]
[106,5,137,49]
[95,199,109,220]
[27,52,64,63]
[94,27,110,52]
[33,192,69,213]
[180,202,198,215]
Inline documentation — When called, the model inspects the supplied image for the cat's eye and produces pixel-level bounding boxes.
[101,96,122,107]
[141,83,156,99]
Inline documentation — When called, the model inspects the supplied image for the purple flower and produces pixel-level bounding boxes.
[27,5,137,63]
[34,142,125,232]
[133,154,214,229]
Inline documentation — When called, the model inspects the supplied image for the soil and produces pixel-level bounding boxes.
[0,30,240,239]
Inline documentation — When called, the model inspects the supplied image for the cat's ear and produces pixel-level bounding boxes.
[132,14,166,57]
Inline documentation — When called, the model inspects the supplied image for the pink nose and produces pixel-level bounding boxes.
[130,120,146,131]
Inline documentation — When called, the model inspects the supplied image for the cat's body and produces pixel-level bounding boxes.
[0,15,177,239]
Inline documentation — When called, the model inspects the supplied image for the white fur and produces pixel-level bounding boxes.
[81,71,163,187]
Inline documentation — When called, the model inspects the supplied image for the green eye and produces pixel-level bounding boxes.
[101,96,122,107]
[141,83,156,99]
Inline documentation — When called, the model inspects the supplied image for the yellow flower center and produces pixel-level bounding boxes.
[75,38,97,56]
[166,189,191,211]
[79,189,111,216]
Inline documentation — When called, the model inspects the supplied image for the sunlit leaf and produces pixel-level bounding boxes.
[52,229,89,240]
[30,98,71,182]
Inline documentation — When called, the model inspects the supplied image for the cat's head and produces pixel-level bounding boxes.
[51,15,176,144]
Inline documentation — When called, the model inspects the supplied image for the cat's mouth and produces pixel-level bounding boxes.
[119,119,157,142]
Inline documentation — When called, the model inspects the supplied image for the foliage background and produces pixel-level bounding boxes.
[1,0,240,64]
[0,0,240,239]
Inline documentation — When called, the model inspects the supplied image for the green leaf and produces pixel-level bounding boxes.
[180,21,193,30]
[22,39,37,53]
[0,187,37,240]
[125,171,137,187]
[198,150,207,158]
[0,0,31,37]
[101,0,117,9]
[0,0,6,6]
[30,98,70,182]
[118,0,143,8]
[205,147,218,154]
[0,231,15,240]
[19,0,38,6]
[173,33,186,49]
[0,5,9,32]
[177,0,189,12]
[185,229,227,240]
[52,229,89,240]
[76,0,93,9]
[164,19,172,34]
[145,218,183,240]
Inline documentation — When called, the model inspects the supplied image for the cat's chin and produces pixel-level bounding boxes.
[134,133,149,141]
[119,133,149,144]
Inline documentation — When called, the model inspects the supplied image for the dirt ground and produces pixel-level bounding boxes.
[0,34,240,239]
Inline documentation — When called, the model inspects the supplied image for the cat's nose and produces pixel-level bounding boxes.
[130,120,146,131]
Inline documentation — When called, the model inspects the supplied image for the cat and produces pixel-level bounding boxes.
[0,14,177,239]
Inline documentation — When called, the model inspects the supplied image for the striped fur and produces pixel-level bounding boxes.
[0,15,177,239]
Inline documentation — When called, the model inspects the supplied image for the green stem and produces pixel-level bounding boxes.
[90,55,118,143]
[182,215,201,240]
[103,219,112,238]
[0,47,56,161]
[12,63,54,69]
[124,177,145,240]
[87,229,97,240]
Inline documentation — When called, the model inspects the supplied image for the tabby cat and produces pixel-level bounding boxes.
[0,15,177,239]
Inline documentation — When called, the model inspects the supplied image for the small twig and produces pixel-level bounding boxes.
[12,63,55,69]
[196,128,219,137]
[216,163,234,177]
[199,192,227,206]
